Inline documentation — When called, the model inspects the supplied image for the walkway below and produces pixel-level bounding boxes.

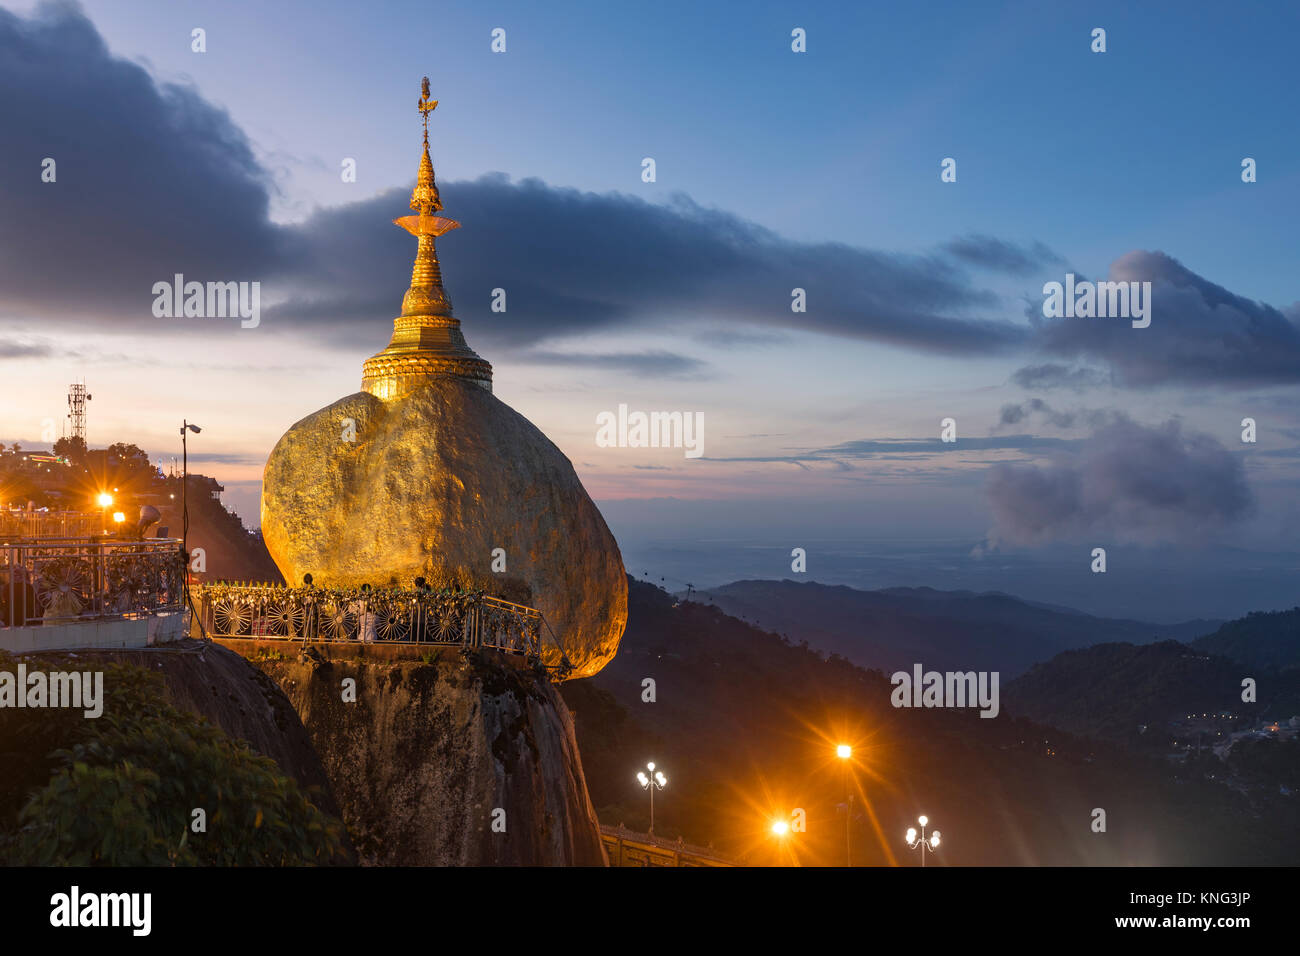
[599,824,738,867]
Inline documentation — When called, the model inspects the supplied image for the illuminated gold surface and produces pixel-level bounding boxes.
[262,81,627,677]
[393,214,460,237]
[260,379,628,678]
[362,78,489,400]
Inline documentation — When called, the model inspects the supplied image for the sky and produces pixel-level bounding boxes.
[2,0,1298,622]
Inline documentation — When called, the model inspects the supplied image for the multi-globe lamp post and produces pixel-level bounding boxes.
[636,762,667,834]
[905,814,941,866]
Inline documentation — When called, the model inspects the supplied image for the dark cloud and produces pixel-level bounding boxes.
[998,403,1027,426]
[692,328,788,348]
[0,3,1026,362]
[816,436,1074,457]
[984,415,1253,546]
[276,179,1030,358]
[709,434,1077,465]
[996,399,1114,431]
[513,349,708,378]
[0,3,280,329]
[1010,363,1111,391]
[3,5,1297,396]
[1029,251,1300,388]
[0,337,56,358]
[942,235,1064,276]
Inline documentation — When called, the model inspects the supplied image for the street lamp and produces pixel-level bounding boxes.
[636,761,667,834]
[837,743,853,866]
[179,421,201,559]
[96,492,113,533]
[770,813,801,867]
[905,814,941,866]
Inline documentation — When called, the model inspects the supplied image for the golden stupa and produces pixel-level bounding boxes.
[260,79,627,678]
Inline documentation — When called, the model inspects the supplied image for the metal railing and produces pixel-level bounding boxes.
[0,511,104,541]
[1,537,186,628]
[598,824,740,867]
[193,582,571,674]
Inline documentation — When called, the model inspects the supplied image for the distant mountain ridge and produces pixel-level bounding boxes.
[561,578,1298,865]
[1004,639,1300,745]
[701,579,1220,678]
[1192,607,1300,671]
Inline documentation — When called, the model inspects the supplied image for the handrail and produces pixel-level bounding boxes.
[193,582,573,676]
[1,537,186,628]
[0,511,105,541]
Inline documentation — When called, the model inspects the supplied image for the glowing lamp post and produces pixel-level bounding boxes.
[636,761,667,834]
[770,814,800,866]
[96,492,113,533]
[837,743,853,866]
[905,815,941,866]
[179,421,202,559]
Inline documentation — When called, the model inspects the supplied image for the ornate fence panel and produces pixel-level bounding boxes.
[0,538,186,628]
[194,584,564,669]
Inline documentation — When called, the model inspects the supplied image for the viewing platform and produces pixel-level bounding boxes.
[191,581,574,678]
[0,535,186,652]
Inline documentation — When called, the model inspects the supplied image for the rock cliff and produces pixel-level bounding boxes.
[255,651,606,865]
[84,641,604,865]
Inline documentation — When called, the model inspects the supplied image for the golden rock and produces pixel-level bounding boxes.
[259,83,627,677]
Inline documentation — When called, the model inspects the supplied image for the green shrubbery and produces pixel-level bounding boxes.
[0,655,347,865]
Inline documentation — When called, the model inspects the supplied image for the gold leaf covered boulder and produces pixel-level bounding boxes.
[260,84,626,678]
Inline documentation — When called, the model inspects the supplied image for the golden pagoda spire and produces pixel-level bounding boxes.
[361,78,492,400]
[410,77,442,214]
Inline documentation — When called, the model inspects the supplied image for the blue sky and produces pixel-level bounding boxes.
[59,0,1299,299]
[2,0,1298,620]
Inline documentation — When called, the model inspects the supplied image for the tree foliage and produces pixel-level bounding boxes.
[52,436,87,464]
[0,658,347,865]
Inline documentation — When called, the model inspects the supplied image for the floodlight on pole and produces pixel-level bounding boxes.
[180,421,202,561]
